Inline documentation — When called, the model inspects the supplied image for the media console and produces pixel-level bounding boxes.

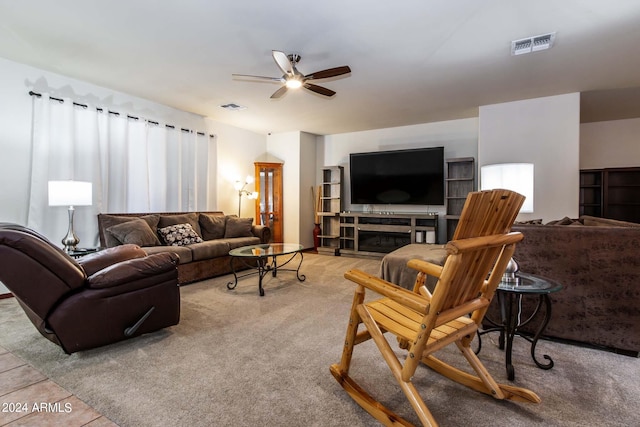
[339,212,438,258]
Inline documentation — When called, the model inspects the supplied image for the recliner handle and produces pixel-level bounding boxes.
[124,306,155,337]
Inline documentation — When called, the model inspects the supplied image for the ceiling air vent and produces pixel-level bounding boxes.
[511,32,556,56]
[219,103,246,111]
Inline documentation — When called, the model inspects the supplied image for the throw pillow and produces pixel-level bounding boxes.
[158,213,203,238]
[514,219,543,225]
[224,216,253,238]
[158,223,204,246]
[545,216,579,226]
[106,218,161,246]
[99,214,160,247]
[199,214,227,240]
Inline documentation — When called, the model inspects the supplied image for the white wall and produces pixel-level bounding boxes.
[209,119,266,217]
[265,131,318,248]
[318,118,479,243]
[299,132,317,248]
[580,118,640,169]
[266,131,299,244]
[478,93,581,223]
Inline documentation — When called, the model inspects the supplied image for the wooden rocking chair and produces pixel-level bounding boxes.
[330,189,541,426]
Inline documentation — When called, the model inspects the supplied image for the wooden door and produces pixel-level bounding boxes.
[255,162,283,242]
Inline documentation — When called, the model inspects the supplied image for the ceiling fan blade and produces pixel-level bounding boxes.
[232,74,283,83]
[304,83,336,97]
[270,86,288,99]
[272,50,293,76]
[305,66,351,80]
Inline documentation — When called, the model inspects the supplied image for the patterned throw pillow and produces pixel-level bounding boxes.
[158,223,203,246]
[158,213,202,238]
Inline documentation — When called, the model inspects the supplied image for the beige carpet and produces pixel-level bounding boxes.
[0,253,637,426]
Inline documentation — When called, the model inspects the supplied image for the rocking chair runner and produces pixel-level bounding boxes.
[330,189,541,427]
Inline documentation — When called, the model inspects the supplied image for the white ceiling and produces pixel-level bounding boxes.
[2,0,640,135]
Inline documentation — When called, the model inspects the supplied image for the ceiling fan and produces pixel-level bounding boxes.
[232,50,351,99]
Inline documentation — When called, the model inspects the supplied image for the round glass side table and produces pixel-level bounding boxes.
[477,272,563,381]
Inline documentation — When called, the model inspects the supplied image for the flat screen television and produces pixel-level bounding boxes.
[349,147,444,205]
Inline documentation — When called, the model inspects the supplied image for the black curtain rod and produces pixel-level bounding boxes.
[28,91,213,137]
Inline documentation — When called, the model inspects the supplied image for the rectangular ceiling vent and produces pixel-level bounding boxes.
[511,32,556,56]
[219,103,246,111]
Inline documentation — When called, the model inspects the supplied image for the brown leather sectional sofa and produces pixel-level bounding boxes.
[511,217,640,355]
[98,211,271,284]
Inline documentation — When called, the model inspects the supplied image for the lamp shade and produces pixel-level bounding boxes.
[480,163,534,213]
[48,181,93,206]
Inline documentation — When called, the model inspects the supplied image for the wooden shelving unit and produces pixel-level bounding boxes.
[339,212,438,258]
[444,157,475,240]
[580,167,640,223]
[579,169,603,217]
[605,168,640,222]
[317,166,343,255]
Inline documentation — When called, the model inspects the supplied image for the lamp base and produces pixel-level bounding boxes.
[501,273,521,285]
[61,206,80,253]
[502,257,521,285]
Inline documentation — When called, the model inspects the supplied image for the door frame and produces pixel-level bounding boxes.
[254,162,283,242]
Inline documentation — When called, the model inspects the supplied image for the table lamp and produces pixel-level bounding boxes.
[48,180,93,253]
[480,163,534,284]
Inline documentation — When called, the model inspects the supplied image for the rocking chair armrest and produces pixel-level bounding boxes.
[405,259,442,300]
[446,232,523,255]
[406,259,443,278]
[344,269,429,314]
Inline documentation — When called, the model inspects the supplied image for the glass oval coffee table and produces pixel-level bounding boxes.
[227,243,306,296]
[476,272,563,381]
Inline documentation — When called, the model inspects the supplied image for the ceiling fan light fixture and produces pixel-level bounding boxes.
[232,50,350,99]
[285,78,302,89]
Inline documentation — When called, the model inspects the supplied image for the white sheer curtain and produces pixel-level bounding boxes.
[27,93,210,247]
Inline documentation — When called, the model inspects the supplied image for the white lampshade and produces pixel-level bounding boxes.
[480,163,534,213]
[48,181,93,206]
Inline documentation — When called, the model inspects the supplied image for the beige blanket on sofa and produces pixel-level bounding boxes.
[379,244,447,290]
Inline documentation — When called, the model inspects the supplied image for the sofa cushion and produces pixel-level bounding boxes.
[143,245,193,264]
[580,215,640,228]
[224,216,253,238]
[99,214,160,247]
[199,213,227,240]
[158,213,203,237]
[158,223,204,246]
[106,218,162,246]
[189,240,230,261]
[545,216,583,226]
[515,218,543,225]
[223,236,261,250]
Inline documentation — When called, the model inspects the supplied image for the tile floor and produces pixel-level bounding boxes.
[0,345,117,426]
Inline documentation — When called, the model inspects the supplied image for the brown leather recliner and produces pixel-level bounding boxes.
[0,223,180,354]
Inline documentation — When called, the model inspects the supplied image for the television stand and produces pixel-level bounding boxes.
[339,212,438,258]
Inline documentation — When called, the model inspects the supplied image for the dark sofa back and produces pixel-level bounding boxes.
[511,224,640,354]
[97,211,225,248]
